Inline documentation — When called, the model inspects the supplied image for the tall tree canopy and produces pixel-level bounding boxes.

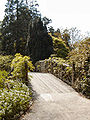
[1,0,53,63]
[30,18,53,63]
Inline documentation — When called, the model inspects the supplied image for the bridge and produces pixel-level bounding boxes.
[21,72,90,120]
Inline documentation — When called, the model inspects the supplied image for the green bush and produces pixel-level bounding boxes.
[51,35,69,59]
[0,70,8,88]
[0,54,34,119]
[0,80,32,120]
[0,55,13,71]
[68,38,90,97]
[11,53,34,84]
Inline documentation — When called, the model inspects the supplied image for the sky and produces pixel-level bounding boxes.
[0,0,90,33]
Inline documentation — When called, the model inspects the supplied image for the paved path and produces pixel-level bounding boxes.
[21,72,90,120]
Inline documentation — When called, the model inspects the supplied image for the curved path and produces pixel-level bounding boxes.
[21,72,90,120]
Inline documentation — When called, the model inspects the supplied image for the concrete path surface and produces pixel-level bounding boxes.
[21,72,90,120]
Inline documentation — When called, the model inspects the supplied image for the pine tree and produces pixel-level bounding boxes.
[29,18,53,63]
[1,0,53,63]
[1,0,32,54]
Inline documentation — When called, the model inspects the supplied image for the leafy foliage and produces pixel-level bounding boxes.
[49,34,69,59]
[0,80,32,120]
[68,38,90,96]
[69,38,90,63]
[35,57,72,84]
[0,70,8,88]
[0,54,34,119]
[36,38,90,98]
[0,55,13,71]
[11,53,34,83]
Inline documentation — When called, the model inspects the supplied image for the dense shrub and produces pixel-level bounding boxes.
[11,53,34,84]
[36,44,90,98]
[0,55,13,71]
[68,38,90,96]
[0,70,8,88]
[50,34,69,59]
[0,80,32,120]
[0,54,34,119]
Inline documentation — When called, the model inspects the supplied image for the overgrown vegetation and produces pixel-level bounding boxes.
[49,33,69,59]
[0,1,90,119]
[35,37,90,98]
[0,55,13,71]
[68,38,90,96]
[0,54,34,120]
[35,57,72,85]
[0,79,32,120]
[11,53,34,84]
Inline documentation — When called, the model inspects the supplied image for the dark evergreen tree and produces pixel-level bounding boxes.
[1,0,31,54]
[29,18,53,63]
[1,0,53,63]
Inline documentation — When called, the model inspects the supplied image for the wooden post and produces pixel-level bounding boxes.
[58,65,63,79]
[61,65,63,80]
[58,65,60,78]
[72,62,75,86]
[45,60,48,73]
[40,62,42,72]
[51,56,53,74]
[25,62,28,86]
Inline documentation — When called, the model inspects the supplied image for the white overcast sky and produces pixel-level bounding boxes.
[0,0,90,33]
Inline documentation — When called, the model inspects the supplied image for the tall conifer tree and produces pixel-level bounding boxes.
[1,0,53,63]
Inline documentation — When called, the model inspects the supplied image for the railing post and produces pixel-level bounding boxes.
[61,65,63,80]
[58,64,63,80]
[58,65,60,78]
[72,62,75,86]
[51,56,53,74]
